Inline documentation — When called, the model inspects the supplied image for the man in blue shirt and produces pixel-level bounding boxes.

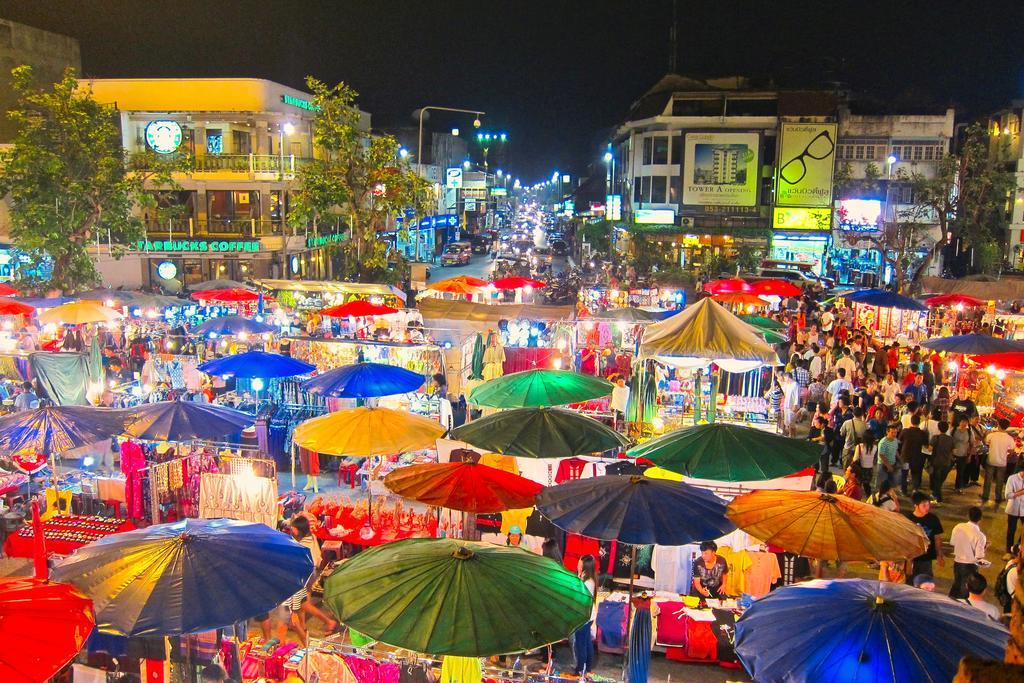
[13,382,37,412]
[907,374,929,407]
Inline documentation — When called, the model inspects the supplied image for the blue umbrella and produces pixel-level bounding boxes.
[735,579,1008,683]
[846,288,928,311]
[198,351,315,379]
[921,333,1024,355]
[302,362,425,399]
[53,518,315,636]
[534,475,734,545]
[122,400,254,442]
[14,296,75,309]
[194,315,276,336]
[0,405,126,455]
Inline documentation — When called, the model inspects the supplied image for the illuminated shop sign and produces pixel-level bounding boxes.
[306,233,347,249]
[145,120,183,154]
[772,207,831,231]
[836,199,882,232]
[135,240,260,253]
[281,94,320,112]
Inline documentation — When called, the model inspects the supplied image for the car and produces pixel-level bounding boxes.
[755,267,823,292]
[533,246,554,265]
[513,240,534,256]
[550,240,568,256]
[469,234,492,254]
[441,242,472,266]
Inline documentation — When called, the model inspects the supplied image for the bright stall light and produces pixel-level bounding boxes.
[251,378,265,392]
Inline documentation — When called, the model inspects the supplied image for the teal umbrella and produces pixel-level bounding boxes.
[450,407,628,458]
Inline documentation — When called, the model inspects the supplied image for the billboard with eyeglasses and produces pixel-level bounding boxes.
[776,123,837,207]
[682,132,760,207]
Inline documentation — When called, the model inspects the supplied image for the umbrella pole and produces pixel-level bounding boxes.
[290,442,296,490]
[622,545,637,678]
[708,368,719,424]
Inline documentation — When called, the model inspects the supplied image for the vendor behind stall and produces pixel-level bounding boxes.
[691,540,729,599]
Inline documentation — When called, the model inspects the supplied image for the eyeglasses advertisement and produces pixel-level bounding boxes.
[777,123,837,207]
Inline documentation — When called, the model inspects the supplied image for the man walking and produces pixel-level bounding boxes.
[983,418,1016,508]
[904,491,945,584]
[948,506,987,599]
[900,414,930,493]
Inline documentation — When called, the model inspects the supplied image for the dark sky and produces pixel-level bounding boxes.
[4,1,1023,182]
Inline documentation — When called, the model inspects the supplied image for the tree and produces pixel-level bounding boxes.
[289,77,430,283]
[0,66,185,293]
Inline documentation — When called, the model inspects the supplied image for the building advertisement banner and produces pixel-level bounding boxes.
[772,207,832,231]
[777,123,837,207]
[682,132,760,207]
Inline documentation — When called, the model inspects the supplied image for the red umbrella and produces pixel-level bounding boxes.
[0,300,34,316]
[750,279,803,298]
[491,277,547,290]
[925,293,986,307]
[383,461,543,513]
[192,288,261,303]
[971,352,1024,371]
[321,300,399,317]
[0,283,18,297]
[704,277,752,295]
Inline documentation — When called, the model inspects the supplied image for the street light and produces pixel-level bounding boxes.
[399,147,410,159]
[415,106,485,177]
[463,159,471,170]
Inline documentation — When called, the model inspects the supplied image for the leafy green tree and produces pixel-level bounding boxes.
[0,66,185,292]
[289,77,430,283]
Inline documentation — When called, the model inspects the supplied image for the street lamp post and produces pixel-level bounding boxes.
[416,106,485,178]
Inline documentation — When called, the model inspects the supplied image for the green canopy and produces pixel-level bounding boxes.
[323,538,593,656]
[469,333,485,381]
[752,325,789,345]
[738,314,786,330]
[592,307,657,322]
[628,422,820,481]
[450,406,628,458]
[468,369,612,408]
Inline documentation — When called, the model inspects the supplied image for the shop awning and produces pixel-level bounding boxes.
[254,279,406,303]
[418,298,572,324]
[921,275,1024,302]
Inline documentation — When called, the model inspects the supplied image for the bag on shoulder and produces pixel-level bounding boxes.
[995,561,1016,613]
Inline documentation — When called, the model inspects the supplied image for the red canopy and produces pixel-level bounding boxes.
[0,283,18,297]
[491,277,546,290]
[321,300,399,317]
[750,279,803,298]
[971,352,1024,371]
[0,300,34,316]
[925,293,986,307]
[192,288,262,303]
[704,277,752,295]
[383,461,543,513]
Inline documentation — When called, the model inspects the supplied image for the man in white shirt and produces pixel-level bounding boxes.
[949,506,987,599]
[808,345,823,380]
[826,368,853,409]
[609,376,630,423]
[780,372,800,436]
[835,348,857,380]
[984,418,1017,507]
[820,308,835,333]
[963,573,1003,621]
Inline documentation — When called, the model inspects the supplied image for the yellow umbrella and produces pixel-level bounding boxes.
[725,490,928,562]
[292,406,445,457]
[37,301,122,325]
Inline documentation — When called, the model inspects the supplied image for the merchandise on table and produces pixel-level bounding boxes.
[4,514,135,557]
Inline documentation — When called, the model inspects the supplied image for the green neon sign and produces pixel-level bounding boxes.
[281,94,320,112]
[306,233,347,249]
[135,240,261,253]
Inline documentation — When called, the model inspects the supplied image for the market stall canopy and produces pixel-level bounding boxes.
[737,314,785,330]
[0,300,34,316]
[921,333,1024,355]
[384,461,543,513]
[129,294,186,310]
[292,406,444,457]
[301,362,425,399]
[749,279,803,298]
[490,276,546,290]
[627,423,820,481]
[0,577,95,681]
[320,300,399,317]
[712,292,769,307]
[418,298,573,325]
[193,314,276,336]
[704,277,752,295]
[535,475,734,545]
[845,288,928,311]
[323,538,592,656]
[726,490,928,561]
[198,351,315,378]
[73,288,137,304]
[922,274,1024,301]
[36,301,122,325]
[734,579,1009,683]
[192,279,254,291]
[254,279,406,304]
[191,288,261,303]
[449,406,628,458]
[121,400,255,442]
[468,368,612,408]
[638,297,779,368]
[590,307,658,322]
[14,296,74,309]
[0,405,126,455]
[426,275,488,295]
[971,352,1024,371]
[0,283,17,296]
[53,518,314,637]
[749,325,788,345]
[924,293,986,307]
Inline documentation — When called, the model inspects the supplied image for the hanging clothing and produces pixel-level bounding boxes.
[440,656,482,683]
[717,547,752,596]
[119,440,147,519]
[745,551,783,598]
[479,452,518,475]
[555,457,588,483]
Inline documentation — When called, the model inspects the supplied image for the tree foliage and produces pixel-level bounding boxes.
[0,66,185,293]
[289,77,430,283]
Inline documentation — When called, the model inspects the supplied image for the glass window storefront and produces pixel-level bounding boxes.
[207,190,260,232]
[770,233,830,275]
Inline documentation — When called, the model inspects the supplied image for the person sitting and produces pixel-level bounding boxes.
[691,541,729,599]
[962,573,1003,622]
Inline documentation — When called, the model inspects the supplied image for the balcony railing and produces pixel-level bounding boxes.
[141,154,314,177]
[141,217,347,239]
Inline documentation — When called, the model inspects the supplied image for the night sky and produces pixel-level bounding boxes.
[3,1,1023,182]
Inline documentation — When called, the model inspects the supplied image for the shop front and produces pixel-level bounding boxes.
[136,237,275,288]
[768,207,831,276]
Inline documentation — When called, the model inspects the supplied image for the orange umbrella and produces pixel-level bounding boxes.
[712,292,769,307]
[384,461,542,512]
[427,276,487,295]
[0,300,34,316]
[704,277,751,295]
[726,490,928,561]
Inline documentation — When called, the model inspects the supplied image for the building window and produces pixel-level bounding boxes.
[669,176,681,203]
[269,191,288,224]
[902,145,913,160]
[670,134,682,165]
[924,146,934,160]
[650,176,668,203]
[864,145,876,160]
[912,146,923,161]
[206,130,223,155]
[854,145,864,160]
[640,176,651,203]
[652,136,669,164]
[232,130,252,155]
[633,177,642,203]
[207,190,260,231]
[642,137,654,165]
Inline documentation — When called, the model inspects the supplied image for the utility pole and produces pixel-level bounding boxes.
[669,0,678,73]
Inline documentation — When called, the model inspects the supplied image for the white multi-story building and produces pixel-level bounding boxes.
[989,103,1024,267]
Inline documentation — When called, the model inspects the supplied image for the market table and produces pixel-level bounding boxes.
[3,514,135,558]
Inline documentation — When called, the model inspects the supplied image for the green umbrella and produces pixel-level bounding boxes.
[469,332,485,381]
[752,325,789,344]
[625,361,657,426]
[450,406,628,458]
[468,369,612,408]
[594,307,656,322]
[89,337,104,385]
[323,538,593,656]
[628,422,820,481]
[739,314,785,330]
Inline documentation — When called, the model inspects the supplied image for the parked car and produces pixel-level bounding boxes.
[469,234,492,254]
[441,242,472,266]
[755,267,823,293]
[550,239,568,256]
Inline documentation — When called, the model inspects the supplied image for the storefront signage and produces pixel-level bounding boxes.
[682,132,760,207]
[281,94,320,112]
[446,168,463,189]
[306,233,346,249]
[836,199,882,232]
[156,261,178,279]
[135,239,260,253]
[465,198,477,212]
[635,208,676,224]
[606,194,622,221]
[772,207,831,231]
[145,120,183,154]
[491,187,508,196]
[397,214,460,230]
[777,123,837,207]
